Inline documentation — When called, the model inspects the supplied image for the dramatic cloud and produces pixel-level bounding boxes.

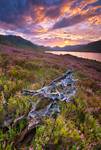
[0,0,101,47]
[53,2,101,29]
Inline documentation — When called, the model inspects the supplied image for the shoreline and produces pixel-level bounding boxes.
[0,44,101,82]
[45,51,101,62]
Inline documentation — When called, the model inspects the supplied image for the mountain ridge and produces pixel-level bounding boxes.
[0,34,101,53]
[51,40,101,53]
[0,34,46,51]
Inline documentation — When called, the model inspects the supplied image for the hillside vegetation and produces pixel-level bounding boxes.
[0,46,101,150]
[0,35,46,51]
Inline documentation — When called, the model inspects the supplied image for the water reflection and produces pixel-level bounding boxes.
[46,51,101,62]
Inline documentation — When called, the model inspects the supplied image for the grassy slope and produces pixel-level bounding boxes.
[0,45,101,150]
[0,35,46,52]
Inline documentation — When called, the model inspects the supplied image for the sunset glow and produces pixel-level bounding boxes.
[0,0,101,47]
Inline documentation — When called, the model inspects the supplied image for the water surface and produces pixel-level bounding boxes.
[46,51,101,62]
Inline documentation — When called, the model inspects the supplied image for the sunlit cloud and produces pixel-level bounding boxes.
[0,0,101,47]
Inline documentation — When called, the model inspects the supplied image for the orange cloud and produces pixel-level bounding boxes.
[59,0,98,17]
[60,0,73,15]
[34,6,45,23]
[79,0,98,9]
[29,5,46,23]
[35,27,48,34]
[88,15,101,25]
[43,38,78,47]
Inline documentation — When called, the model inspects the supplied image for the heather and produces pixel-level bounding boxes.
[0,46,101,150]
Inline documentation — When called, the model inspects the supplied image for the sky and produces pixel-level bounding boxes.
[0,0,101,47]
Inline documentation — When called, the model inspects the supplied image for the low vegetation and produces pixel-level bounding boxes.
[0,50,101,150]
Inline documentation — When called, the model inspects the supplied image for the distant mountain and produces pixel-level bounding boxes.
[0,34,45,51]
[52,40,101,53]
[86,40,101,52]
[0,35,100,53]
